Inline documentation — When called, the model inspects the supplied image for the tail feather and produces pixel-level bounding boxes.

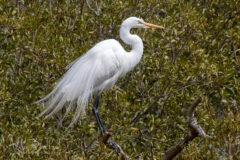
[70,99,87,126]
[37,92,64,118]
[45,97,66,119]
[36,53,99,125]
[63,100,76,120]
[36,47,118,125]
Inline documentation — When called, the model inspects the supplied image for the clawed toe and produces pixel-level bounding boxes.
[107,138,122,150]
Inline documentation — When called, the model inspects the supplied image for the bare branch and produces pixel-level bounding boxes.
[85,129,130,159]
[163,132,198,160]
[187,97,201,118]
[187,98,212,138]
[188,117,211,138]
[163,97,211,160]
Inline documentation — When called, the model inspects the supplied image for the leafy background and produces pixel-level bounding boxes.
[0,0,239,159]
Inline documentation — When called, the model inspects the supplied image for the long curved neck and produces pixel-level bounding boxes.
[120,25,143,70]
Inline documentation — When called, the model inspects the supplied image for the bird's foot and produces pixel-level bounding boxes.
[107,138,122,150]
[107,138,129,159]
[102,130,122,151]
[102,130,124,152]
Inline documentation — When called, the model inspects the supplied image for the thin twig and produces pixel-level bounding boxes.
[85,138,98,153]
[131,83,196,125]
[48,0,52,18]
[68,0,80,30]
[86,0,100,16]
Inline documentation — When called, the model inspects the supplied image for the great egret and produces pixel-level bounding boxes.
[37,17,163,148]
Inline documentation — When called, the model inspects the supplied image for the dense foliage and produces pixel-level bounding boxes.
[0,0,239,159]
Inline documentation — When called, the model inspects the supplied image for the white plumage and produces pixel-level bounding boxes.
[37,17,163,125]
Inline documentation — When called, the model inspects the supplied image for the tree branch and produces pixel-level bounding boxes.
[85,129,130,159]
[163,97,211,160]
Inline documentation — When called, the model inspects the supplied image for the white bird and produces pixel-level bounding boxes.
[37,17,163,147]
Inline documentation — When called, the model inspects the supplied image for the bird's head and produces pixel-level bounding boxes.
[122,17,164,29]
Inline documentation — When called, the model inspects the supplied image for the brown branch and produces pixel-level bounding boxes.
[163,97,211,160]
[85,129,130,159]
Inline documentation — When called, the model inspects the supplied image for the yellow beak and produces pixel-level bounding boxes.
[141,21,164,29]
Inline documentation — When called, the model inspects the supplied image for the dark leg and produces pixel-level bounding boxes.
[92,94,124,152]
[92,94,104,136]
